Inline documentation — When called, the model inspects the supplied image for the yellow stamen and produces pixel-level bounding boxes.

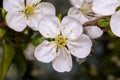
[23,4,35,18]
[55,35,67,48]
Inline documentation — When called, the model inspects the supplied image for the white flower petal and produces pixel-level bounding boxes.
[69,0,93,8]
[80,1,93,15]
[68,7,89,24]
[69,0,84,8]
[26,0,33,5]
[52,48,72,72]
[26,14,42,31]
[26,0,41,5]
[84,0,93,3]
[85,26,103,39]
[3,0,24,12]
[35,2,55,16]
[67,34,92,58]
[61,16,83,40]
[6,12,27,32]
[27,2,55,31]
[38,15,60,38]
[92,0,120,15]
[110,11,120,37]
[35,40,57,63]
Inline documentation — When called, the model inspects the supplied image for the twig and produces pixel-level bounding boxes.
[83,16,111,27]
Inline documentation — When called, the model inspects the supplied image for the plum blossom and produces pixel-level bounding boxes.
[3,0,55,31]
[34,15,92,72]
[68,0,103,39]
[92,0,120,37]
[92,0,120,15]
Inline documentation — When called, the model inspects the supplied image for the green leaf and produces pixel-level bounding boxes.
[107,28,116,37]
[57,13,62,21]
[105,17,110,22]
[116,6,120,11]
[2,9,7,19]
[31,33,45,46]
[13,52,27,77]
[0,28,6,39]
[0,39,15,80]
[98,18,109,28]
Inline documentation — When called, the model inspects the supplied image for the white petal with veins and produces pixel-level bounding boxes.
[67,34,92,58]
[85,26,103,39]
[38,15,60,38]
[52,48,72,72]
[110,11,120,37]
[61,16,83,40]
[92,0,120,15]
[3,0,24,12]
[35,40,57,63]
[6,12,26,32]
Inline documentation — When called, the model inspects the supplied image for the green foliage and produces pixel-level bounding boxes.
[97,17,116,37]
[0,28,5,39]
[1,9,6,20]
[57,13,62,21]
[0,40,15,80]
[107,28,116,37]
[13,52,27,77]
[97,17,110,28]
[116,6,120,11]
[31,33,45,46]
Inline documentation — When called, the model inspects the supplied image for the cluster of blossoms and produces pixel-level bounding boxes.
[92,0,120,37]
[3,0,119,72]
[69,0,103,39]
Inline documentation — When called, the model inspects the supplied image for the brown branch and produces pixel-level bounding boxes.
[83,16,111,27]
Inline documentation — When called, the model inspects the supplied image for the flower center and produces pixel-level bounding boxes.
[23,5,35,18]
[80,2,92,14]
[55,35,67,48]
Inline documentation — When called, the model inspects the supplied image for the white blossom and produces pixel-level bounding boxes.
[110,11,120,37]
[69,0,93,9]
[92,0,120,15]
[34,15,92,72]
[3,0,55,31]
[84,26,103,39]
[68,0,103,39]
[92,0,120,37]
